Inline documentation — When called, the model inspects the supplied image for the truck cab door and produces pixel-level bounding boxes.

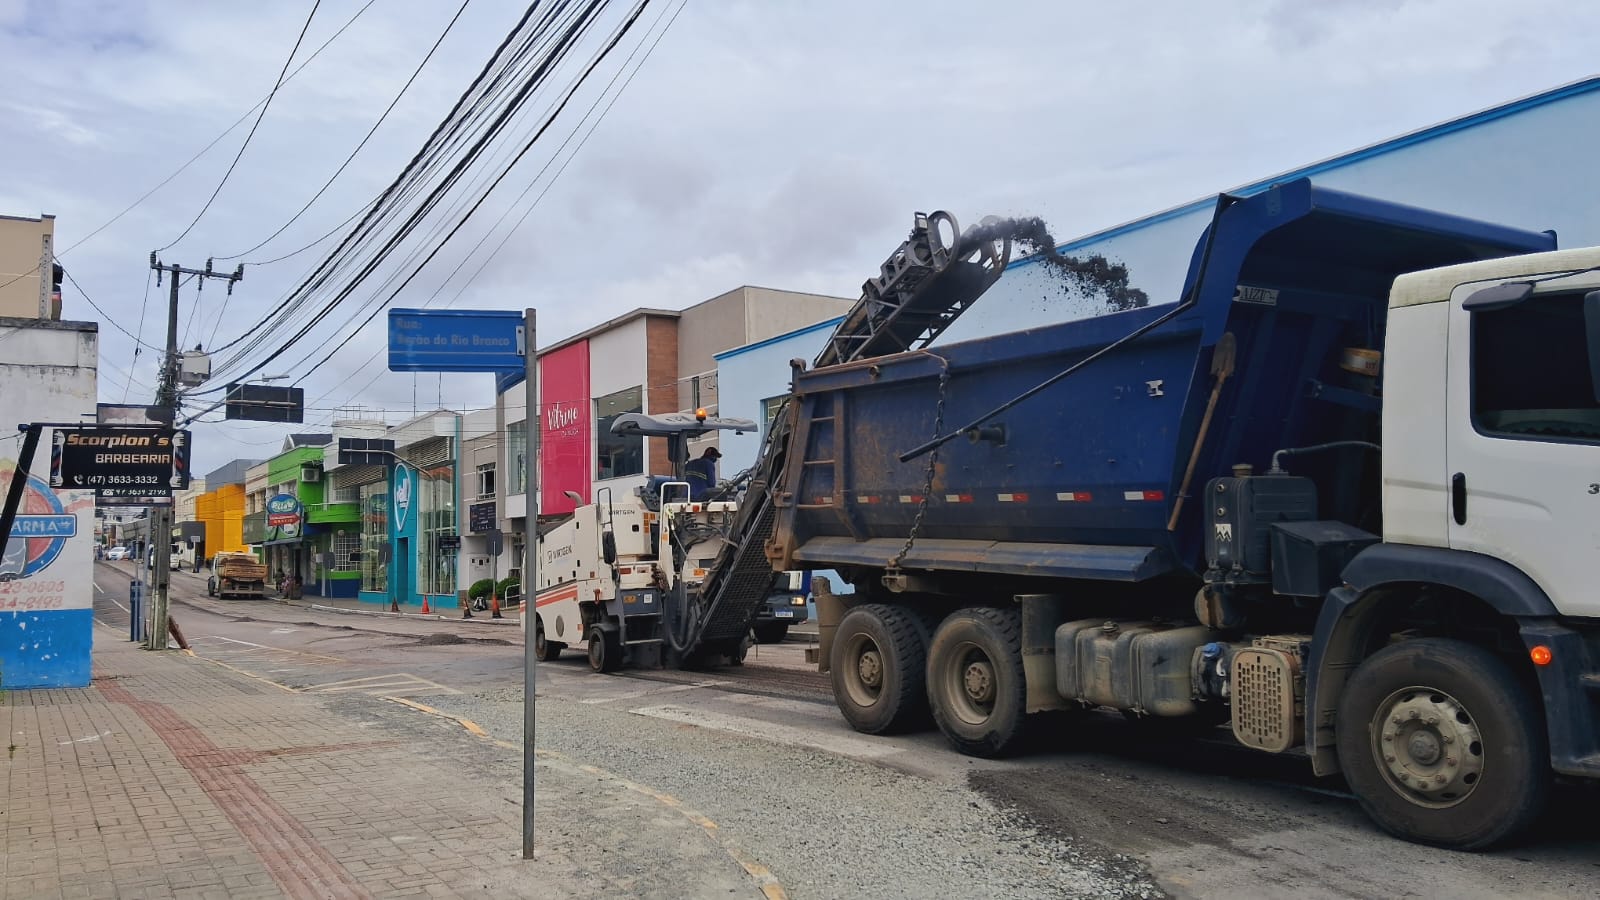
[1446,272,1600,618]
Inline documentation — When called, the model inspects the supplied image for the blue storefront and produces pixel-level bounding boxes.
[356,457,460,611]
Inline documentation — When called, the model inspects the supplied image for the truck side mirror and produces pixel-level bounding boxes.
[1585,290,1600,403]
[1463,281,1533,311]
[602,531,617,565]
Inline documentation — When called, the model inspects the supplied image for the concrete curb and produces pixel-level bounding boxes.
[288,599,522,626]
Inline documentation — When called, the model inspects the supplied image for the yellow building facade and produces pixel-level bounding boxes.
[196,484,247,556]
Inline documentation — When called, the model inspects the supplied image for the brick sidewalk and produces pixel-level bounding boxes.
[1,635,760,899]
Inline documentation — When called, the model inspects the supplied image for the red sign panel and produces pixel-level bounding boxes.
[539,341,590,514]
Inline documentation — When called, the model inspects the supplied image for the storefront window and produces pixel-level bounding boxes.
[596,386,643,480]
[359,483,387,592]
[507,422,527,495]
[418,464,457,596]
[332,531,360,571]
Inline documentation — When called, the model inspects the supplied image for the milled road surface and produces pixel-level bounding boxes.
[92,561,1600,898]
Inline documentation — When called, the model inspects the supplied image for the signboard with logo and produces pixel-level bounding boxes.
[540,341,590,515]
[392,463,415,533]
[50,427,191,492]
[265,493,303,540]
[4,342,98,688]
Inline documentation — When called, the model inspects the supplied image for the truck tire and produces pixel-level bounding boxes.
[753,622,790,644]
[534,616,563,662]
[927,607,1028,758]
[1336,637,1550,850]
[830,603,931,734]
[587,628,621,674]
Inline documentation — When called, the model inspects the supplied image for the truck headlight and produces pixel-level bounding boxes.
[790,596,807,606]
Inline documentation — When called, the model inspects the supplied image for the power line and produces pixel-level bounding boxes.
[197,2,612,386]
[240,1,650,389]
[216,0,476,265]
[61,268,163,350]
[290,0,685,397]
[155,0,324,253]
[124,268,155,402]
[0,0,379,296]
[199,1,569,366]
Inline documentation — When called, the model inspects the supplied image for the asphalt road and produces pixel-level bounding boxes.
[91,561,1600,898]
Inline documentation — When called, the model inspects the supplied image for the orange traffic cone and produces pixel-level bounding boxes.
[491,593,503,619]
[420,596,431,615]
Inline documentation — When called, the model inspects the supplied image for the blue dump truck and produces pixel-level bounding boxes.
[664,178,1600,849]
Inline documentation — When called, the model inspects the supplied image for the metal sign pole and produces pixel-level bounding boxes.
[0,424,43,565]
[522,309,539,860]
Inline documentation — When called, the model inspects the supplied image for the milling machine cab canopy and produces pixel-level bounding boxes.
[608,411,757,480]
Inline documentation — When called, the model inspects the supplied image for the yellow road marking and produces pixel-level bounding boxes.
[190,654,301,693]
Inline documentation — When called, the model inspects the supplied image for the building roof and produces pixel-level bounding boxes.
[282,433,332,450]
[715,316,845,362]
[1009,75,1600,273]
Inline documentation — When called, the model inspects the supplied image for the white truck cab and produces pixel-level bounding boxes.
[1383,246,1600,618]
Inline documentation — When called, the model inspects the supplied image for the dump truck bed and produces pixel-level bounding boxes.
[771,179,1554,581]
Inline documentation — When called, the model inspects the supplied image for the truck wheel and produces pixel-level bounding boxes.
[753,622,789,644]
[534,617,563,662]
[587,628,621,674]
[728,634,751,667]
[207,579,216,597]
[927,607,1028,758]
[830,603,931,734]
[1336,637,1550,850]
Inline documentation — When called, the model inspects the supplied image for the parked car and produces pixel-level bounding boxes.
[105,546,130,561]
[752,570,810,644]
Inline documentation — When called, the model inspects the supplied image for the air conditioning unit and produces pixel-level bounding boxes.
[301,465,321,483]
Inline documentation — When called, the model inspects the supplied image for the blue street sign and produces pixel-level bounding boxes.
[388,309,525,372]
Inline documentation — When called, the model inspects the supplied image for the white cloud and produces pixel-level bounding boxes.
[3,0,1597,470]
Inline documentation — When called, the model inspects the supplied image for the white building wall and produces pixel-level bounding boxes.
[0,318,98,688]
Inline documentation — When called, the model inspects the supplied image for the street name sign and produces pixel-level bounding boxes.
[50,427,191,491]
[388,309,524,372]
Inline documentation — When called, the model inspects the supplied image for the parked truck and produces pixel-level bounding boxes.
[616,179,1599,851]
[207,551,268,599]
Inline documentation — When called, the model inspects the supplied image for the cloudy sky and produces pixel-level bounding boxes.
[2,0,1597,472]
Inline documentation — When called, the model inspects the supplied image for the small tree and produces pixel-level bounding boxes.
[468,578,496,602]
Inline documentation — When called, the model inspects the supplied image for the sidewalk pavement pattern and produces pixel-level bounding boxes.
[1,635,764,899]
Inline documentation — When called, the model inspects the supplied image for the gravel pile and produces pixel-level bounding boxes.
[430,687,1164,899]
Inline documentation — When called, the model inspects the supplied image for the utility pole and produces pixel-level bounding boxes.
[146,254,241,650]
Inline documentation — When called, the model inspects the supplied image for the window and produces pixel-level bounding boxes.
[417,464,457,596]
[332,531,360,571]
[329,484,360,504]
[359,483,387,592]
[596,386,643,480]
[476,463,496,500]
[1473,291,1600,442]
[507,422,527,495]
[760,395,787,437]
